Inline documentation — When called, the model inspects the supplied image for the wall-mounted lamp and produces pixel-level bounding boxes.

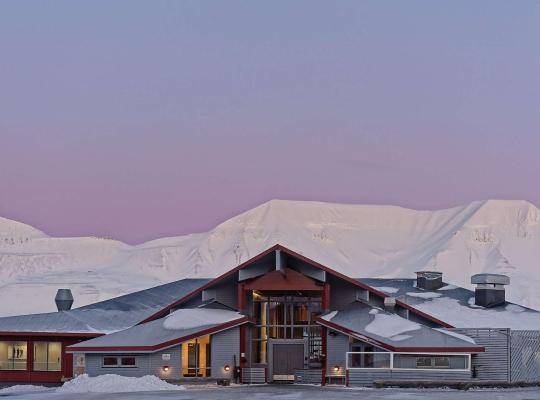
[333,365,340,372]
[224,365,231,372]
[162,366,170,372]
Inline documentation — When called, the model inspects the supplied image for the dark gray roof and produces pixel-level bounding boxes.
[359,278,540,330]
[68,309,246,351]
[0,278,210,334]
[320,301,482,351]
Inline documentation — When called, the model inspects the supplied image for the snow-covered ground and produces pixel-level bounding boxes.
[1,199,540,316]
[1,383,539,400]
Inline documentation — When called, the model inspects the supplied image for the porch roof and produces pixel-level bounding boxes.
[66,308,248,352]
[318,302,484,353]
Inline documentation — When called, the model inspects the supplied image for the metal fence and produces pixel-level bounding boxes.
[510,330,540,383]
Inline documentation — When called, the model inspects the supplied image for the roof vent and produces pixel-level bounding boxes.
[471,274,509,308]
[415,271,443,290]
[55,289,74,311]
[384,297,396,312]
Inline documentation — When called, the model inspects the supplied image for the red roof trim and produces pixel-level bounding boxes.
[316,318,485,353]
[66,316,250,353]
[0,331,103,338]
[140,244,453,328]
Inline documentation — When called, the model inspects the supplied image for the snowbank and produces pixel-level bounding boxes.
[0,385,49,394]
[163,308,243,330]
[57,374,185,393]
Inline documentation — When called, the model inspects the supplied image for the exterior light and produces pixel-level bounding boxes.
[224,365,231,371]
[163,366,170,372]
[333,365,340,372]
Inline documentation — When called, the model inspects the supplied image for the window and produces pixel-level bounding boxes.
[102,356,138,368]
[416,356,451,369]
[182,336,211,377]
[103,357,119,367]
[33,342,62,371]
[0,341,27,371]
[121,357,136,367]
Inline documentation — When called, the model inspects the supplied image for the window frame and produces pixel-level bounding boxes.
[102,356,138,368]
[33,341,62,372]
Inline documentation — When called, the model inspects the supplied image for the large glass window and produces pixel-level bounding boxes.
[0,341,27,371]
[33,342,62,371]
[182,335,211,377]
[251,292,322,366]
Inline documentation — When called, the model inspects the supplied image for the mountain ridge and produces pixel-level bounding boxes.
[1,199,539,317]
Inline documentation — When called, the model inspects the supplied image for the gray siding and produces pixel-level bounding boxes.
[85,347,181,381]
[211,327,240,379]
[452,328,510,382]
[326,331,349,376]
[348,370,471,386]
[86,354,150,378]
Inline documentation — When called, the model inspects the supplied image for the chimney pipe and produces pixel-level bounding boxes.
[471,274,509,308]
[415,271,443,291]
[55,289,74,311]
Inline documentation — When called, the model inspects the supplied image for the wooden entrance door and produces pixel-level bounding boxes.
[272,343,304,381]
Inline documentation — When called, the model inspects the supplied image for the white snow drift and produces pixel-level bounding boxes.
[57,374,184,393]
[1,199,540,316]
[163,308,243,330]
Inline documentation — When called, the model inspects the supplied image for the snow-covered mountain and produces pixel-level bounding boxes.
[1,199,540,316]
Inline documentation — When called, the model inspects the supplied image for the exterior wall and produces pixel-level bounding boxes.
[452,328,510,382]
[211,327,239,379]
[348,370,471,386]
[85,347,182,381]
[0,336,81,384]
[326,331,349,378]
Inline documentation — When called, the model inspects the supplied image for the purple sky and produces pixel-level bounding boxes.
[1,1,539,244]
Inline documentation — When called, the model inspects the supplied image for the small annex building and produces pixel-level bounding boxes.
[1,244,540,386]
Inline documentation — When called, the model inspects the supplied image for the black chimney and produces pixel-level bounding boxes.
[55,289,74,311]
[471,274,509,308]
[415,271,443,291]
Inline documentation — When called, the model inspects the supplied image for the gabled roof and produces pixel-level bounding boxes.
[67,309,249,352]
[140,244,452,328]
[0,278,210,335]
[360,278,540,330]
[317,302,484,353]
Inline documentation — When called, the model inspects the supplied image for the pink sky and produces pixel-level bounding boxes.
[1,1,539,243]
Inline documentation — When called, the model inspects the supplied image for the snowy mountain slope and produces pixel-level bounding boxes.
[1,199,539,316]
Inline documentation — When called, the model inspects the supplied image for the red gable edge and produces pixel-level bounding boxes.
[0,332,103,338]
[139,244,453,328]
[65,316,250,353]
[316,317,485,353]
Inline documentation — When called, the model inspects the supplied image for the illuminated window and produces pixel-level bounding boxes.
[33,342,62,371]
[0,341,27,371]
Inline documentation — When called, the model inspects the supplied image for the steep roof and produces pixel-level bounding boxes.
[0,278,210,335]
[360,278,540,330]
[318,302,484,352]
[67,308,248,352]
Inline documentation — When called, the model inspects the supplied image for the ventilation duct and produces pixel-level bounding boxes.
[55,289,74,311]
[415,271,443,291]
[471,273,509,308]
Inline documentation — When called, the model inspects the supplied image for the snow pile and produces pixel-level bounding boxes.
[373,287,400,294]
[163,308,243,330]
[365,309,421,340]
[0,385,49,394]
[57,374,185,393]
[435,329,476,344]
[406,292,442,299]
[1,199,540,316]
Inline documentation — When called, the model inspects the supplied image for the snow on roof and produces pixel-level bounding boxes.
[0,279,210,334]
[319,302,481,350]
[360,278,540,330]
[163,308,243,330]
[68,308,245,351]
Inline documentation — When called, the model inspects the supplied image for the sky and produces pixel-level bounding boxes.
[0,1,539,244]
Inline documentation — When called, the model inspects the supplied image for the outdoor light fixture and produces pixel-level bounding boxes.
[224,365,231,371]
[162,366,170,372]
[333,365,340,372]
